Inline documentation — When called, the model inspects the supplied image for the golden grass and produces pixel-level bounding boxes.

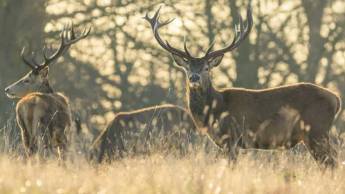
[0,149,345,194]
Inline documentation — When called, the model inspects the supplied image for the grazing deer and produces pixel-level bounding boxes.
[145,6,341,167]
[5,24,90,160]
[91,104,218,163]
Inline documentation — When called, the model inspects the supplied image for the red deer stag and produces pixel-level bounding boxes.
[145,6,341,167]
[91,104,218,163]
[5,24,90,160]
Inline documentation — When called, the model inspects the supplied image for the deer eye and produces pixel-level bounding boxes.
[205,66,209,71]
[23,80,30,84]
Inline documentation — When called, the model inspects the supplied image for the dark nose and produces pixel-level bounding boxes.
[189,74,200,82]
[4,87,9,93]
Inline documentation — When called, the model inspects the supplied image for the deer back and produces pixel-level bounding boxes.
[16,92,72,143]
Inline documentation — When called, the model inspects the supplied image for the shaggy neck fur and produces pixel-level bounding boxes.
[187,78,219,127]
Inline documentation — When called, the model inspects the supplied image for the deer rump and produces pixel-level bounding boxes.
[16,92,72,157]
[91,104,216,163]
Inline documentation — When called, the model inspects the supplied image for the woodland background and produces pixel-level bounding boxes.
[0,0,344,147]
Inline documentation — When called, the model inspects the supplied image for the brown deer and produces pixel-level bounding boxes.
[5,24,90,160]
[91,104,218,163]
[145,6,341,167]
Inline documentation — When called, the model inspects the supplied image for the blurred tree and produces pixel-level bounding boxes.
[42,0,345,133]
[44,0,178,132]
[0,0,46,150]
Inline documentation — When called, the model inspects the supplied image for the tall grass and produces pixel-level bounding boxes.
[0,149,344,194]
[1,118,345,194]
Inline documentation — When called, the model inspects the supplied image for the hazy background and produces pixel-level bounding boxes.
[0,0,344,145]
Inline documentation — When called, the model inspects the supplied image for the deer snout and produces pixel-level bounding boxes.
[4,87,9,94]
[189,74,200,83]
[4,87,12,98]
[4,86,16,98]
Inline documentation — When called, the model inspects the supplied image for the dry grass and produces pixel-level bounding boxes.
[1,116,345,194]
[0,148,345,194]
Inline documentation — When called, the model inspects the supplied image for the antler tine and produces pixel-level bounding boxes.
[42,45,50,61]
[231,5,252,48]
[81,26,91,37]
[144,6,173,29]
[42,44,55,62]
[204,40,215,57]
[183,37,193,58]
[206,4,253,59]
[21,47,38,71]
[70,22,76,39]
[144,6,193,59]
[35,23,91,70]
[65,24,91,45]
[20,23,91,72]
[236,14,244,41]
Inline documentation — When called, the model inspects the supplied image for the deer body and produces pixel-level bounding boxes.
[5,24,90,159]
[16,92,72,157]
[145,4,341,167]
[91,104,217,163]
[6,67,73,159]
[188,82,340,158]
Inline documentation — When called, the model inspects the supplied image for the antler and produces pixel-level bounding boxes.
[205,4,253,59]
[21,23,91,73]
[144,6,194,59]
[145,5,252,60]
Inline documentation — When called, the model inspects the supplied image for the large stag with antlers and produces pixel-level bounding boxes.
[145,5,341,167]
[5,24,90,159]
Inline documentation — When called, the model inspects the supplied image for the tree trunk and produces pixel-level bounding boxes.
[0,0,46,125]
[228,0,258,88]
[301,0,327,82]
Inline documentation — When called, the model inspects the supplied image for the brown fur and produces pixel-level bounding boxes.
[188,82,341,166]
[91,104,217,163]
[16,92,72,158]
[5,67,73,160]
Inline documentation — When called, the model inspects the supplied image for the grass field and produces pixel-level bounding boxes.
[0,146,345,194]
[1,118,345,194]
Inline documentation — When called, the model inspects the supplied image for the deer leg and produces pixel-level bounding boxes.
[21,128,34,158]
[303,104,338,168]
[17,114,34,158]
[56,139,67,162]
[34,121,52,160]
[228,142,240,161]
[96,136,107,163]
[225,126,241,161]
[53,127,67,161]
[115,125,127,159]
[98,127,124,163]
[36,131,50,160]
[307,133,337,168]
[56,145,67,167]
[215,116,241,161]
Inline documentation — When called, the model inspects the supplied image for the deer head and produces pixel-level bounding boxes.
[5,24,90,98]
[144,5,252,89]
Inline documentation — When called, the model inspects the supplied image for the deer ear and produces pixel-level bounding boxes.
[39,66,49,79]
[171,54,189,68]
[208,55,224,68]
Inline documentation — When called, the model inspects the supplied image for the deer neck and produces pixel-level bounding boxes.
[188,80,220,127]
[38,81,54,94]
